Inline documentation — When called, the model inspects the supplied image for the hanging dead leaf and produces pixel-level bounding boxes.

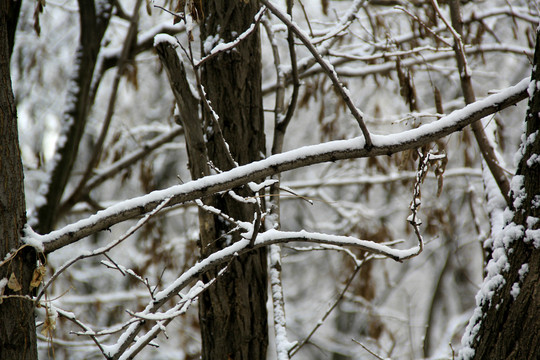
[396,58,418,112]
[125,63,139,90]
[321,0,329,15]
[8,272,22,292]
[174,0,203,23]
[434,154,447,197]
[33,0,46,36]
[433,86,443,114]
[30,265,46,290]
[41,311,57,337]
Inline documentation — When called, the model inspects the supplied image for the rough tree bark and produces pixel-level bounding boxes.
[198,0,268,359]
[0,1,37,359]
[460,27,540,360]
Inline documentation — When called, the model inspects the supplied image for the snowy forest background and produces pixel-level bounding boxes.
[4,0,539,359]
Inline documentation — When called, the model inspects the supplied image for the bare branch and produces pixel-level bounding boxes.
[440,0,512,205]
[260,0,373,149]
[59,127,184,214]
[263,43,532,95]
[290,257,372,356]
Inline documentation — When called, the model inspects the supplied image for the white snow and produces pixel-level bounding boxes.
[527,153,540,167]
[0,277,7,294]
[527,79,536,97]
[510,282,520,299]
[459,205,524,358]
[510,175,525,210]
[525,228,540,248]
[21,224,44,252]
[203,34,220,54]
[153,34,178,47]
[518,263,529,280]
[510,261,529,300]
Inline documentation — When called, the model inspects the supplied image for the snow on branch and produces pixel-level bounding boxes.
[196,6,267,68]
[33,77,529,254]
[103,228,417,359]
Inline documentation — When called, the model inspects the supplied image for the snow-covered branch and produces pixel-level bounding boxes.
[29,77,528,254]
[103,226,417,358]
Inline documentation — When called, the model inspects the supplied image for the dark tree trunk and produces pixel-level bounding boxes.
[460,28,540,360]
[34,0,113,234]
[198,1,268,359]
[0,1,37,359]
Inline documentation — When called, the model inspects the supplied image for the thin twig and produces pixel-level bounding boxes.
[280,0,301,131]
[36,196,173,306]
[352,339,386,360]
[289,256,372,356]
[261,0,373,149]
[177,42,238,169]
[55,306,107,356]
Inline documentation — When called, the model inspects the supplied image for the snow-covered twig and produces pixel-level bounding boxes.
[262,17,286,123]
[270,244,294,360]
[112,263,232,360]
[196,6,267,68]
[352,338,386,360]
[297,43,533,80]
[105,225,417,359]
[55,306,107,356]
[35,196,173,305]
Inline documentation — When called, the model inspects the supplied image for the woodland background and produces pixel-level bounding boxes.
[1,0,539,359]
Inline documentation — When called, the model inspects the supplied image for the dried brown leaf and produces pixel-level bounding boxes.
[41,310,57,337]
[434,86,443,114]
[396,58,418,112]
[30,265,46,290]
[33,0,46,36]
[8,272,22,292]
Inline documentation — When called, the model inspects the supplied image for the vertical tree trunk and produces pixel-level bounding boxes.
[460,28,540,360]
[0,1,37,359]
[198,1,268,359]
[34,0,113,234]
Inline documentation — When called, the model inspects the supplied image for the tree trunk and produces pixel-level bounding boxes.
[459,28,540,360]
[198,1,268,359]
[34,0,113,234]
[0,1,37,359]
